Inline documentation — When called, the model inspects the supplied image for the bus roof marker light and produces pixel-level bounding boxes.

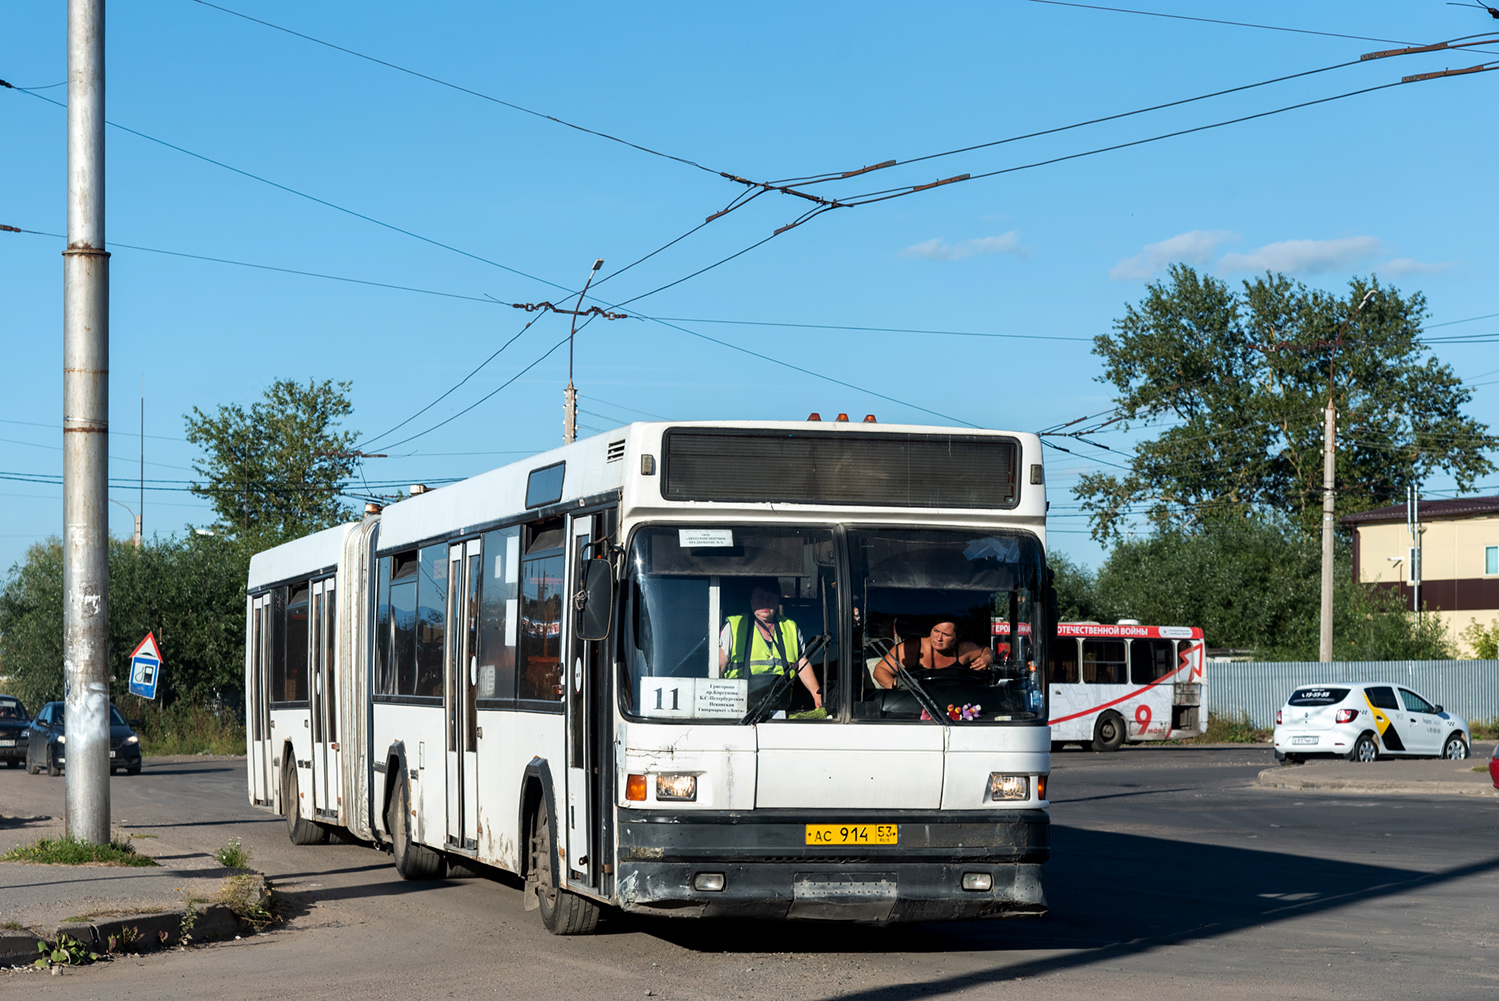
[863,414,877,423]
[640,454,655,476]
[1030,464,1044,484]
[835,413,849,422]
[807,413,821,421]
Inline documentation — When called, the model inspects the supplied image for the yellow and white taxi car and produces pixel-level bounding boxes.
[1273,682,1471,764]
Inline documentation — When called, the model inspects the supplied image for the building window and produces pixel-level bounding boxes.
[1487,546,1497,576]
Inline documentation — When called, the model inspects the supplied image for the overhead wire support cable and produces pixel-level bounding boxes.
[186,0,725,177]
[4,88,576,297]
[765,32,1495,190]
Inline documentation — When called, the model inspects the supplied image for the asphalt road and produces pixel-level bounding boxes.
[3,744,1496,1000]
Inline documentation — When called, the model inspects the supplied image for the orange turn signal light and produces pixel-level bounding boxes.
[626,773,647,801]
[1037,775,1048,801]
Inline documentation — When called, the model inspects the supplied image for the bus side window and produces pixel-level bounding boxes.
[389,552,420,696]
[477,526,520,701]
[1082,639,1125,684]
[1051,638,1079,684]
[1129,639,1173,684]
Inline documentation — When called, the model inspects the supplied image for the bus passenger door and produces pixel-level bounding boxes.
[565,512,613,892]
[310,579,338,820]
[249,594,272,806]
[445,540,481,851]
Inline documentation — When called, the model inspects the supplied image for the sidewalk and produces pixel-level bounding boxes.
[1256,742,1498,797]
[0,824,251,967]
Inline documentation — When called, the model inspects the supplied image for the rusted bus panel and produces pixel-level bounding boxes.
[1210,660,1499,729]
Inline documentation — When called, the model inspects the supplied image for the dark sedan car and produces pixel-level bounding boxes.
[25,702,142,776]
[0,695,30,767]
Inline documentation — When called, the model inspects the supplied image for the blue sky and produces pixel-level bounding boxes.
[3,0,1497,578]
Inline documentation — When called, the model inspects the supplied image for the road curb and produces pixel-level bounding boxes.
[0,930,44,969]
[56,902,243,952]
[0,904,244,969]
[1255,766,1499,796]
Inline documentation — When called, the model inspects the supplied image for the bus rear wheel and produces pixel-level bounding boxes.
[284,763,328,845]
[389,773,445,879]
[1091,712,1125,753]
[532,799,601,935]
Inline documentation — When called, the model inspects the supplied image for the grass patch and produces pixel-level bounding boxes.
[2,919,23,930]
[1468,718,1499,740]
[114,697,245,757]
[212,837,250,869]
[219,873,278,931]
[1183,711,1270,744]
[1,834,158,867]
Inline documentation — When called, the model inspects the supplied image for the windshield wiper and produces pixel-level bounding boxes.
[739,633,829,726]
[867,637,950,726]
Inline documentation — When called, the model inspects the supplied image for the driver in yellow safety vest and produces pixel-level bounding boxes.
[718,585,824,709]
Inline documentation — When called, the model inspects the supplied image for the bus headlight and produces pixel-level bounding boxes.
[987,773,1028,801]
[655,773,697,801]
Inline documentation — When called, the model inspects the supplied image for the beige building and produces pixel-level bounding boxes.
[1343,496,1499,656]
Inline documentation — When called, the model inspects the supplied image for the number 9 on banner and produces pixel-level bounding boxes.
[1134,703,1152,733]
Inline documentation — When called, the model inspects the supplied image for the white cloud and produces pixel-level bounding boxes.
[1376,257,1455,277]
[1219,236,1384,275]
[1109,230,1236,281]
[899,230,1027,261]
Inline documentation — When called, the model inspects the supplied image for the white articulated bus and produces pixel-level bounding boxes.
[246,420,1056,932]
[1042,623,1206,751]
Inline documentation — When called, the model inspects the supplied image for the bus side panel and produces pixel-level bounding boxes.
[271,704,310,818]
[371,701,444,844]
[476,707,566,874]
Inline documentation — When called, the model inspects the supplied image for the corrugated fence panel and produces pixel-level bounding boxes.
[1209,660,1499,729]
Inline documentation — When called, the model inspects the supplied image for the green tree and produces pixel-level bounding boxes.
[0,540,65,712]
[185,379,361,551]
[1047,551,1101,621]
[0,536,250,715]
[1078,266,1494,542]
[1093,517,1450,660]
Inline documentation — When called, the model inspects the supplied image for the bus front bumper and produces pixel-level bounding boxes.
[615,809,1048,923]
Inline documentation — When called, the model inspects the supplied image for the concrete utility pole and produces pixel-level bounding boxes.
[63,0,111,844]
[1318,289,1376,664]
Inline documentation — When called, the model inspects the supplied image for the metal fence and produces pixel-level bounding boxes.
[1209,660,1499,729]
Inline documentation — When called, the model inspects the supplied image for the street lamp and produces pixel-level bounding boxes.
[108,497,141,548]
[564,259,605,445]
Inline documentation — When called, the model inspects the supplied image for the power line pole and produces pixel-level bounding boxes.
[1318,289,1376,664]
[63,0,112,844]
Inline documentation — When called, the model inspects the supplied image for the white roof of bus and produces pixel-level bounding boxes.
[247,522,355,589]
[373,420,1040,553]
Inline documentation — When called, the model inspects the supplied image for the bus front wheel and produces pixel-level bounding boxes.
[531,799,601,935]
[1091,712,1125,753]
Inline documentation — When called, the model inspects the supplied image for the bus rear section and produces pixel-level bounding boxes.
[1044,624,1205,751]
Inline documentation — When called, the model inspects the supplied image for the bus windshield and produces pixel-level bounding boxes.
[621,524,1046,724]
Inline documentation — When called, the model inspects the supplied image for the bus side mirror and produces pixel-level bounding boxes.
[574,559,614,642]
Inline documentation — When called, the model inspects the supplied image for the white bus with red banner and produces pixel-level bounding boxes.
[995,621,1205,751]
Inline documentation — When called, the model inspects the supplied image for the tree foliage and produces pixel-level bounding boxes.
[0,536,249,714]
[1078,517,1451,660]
[185,379,361,551]
[1078,266,1494,542]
